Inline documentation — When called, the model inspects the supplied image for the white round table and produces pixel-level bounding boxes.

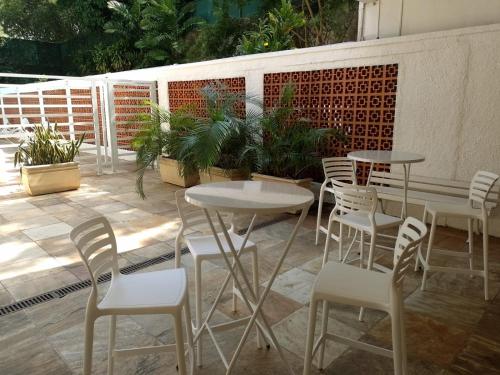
[185,181,314,375]
[348,150,425,218]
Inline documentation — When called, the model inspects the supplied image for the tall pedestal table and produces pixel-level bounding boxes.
[347,150,425,218]
[185,181,314,374]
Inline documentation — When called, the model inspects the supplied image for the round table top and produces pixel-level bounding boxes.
[185,181,314,214]
[347,150,425,164]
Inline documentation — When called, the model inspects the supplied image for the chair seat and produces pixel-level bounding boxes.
[185,231,256,259]
[313,262,391,311]
[337,212,402,232]
[99,268,187,312]
[425,201,483,219]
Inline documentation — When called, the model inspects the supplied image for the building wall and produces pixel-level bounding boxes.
[151,23,500,235]
[359,0,500,40]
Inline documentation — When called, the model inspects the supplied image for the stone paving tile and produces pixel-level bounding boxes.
[23,222,73,241]
[266,267,317,305]
[367,310,469,367]
[0,311,73,375]
[273,306,361,369]
[3,269,80,301]
[1,159,500,374]
[326,348,445,374]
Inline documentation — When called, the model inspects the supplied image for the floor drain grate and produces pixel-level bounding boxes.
[0,214,291,317]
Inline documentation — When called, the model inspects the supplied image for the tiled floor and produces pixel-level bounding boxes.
[1,150,500,374]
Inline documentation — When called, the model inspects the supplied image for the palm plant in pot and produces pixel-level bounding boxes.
[14,123,84,196]
[133,103,198,198]
[177,82,258,183]
[243,84,346,188]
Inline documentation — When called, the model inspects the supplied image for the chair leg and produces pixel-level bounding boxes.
[183,293,195,375]
[359,230,365,269]
[252,251,263,349]
[483,218,489,301]
[107,315,116,375]
[399,298,408,375]
[322,214,335,265]
[359,230,377,322]
[174,232,183,269]
[338,223,343,262]
[391,304,403,375]
[318,301,329,370]
[468,218,474,275]
[194,258,203,367]
[415,209,428,271]
[303,299,319,375]
[83,311,95,375]
[421,214,437,291]
[316,189,325,245]
[174,310,188,375]
[232,258,238,312]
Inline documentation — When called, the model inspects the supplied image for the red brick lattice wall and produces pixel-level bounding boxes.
[168,77,246,117]
[263,64,398,183]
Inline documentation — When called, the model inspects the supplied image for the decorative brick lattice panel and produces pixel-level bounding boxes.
[112,84,154,150]
[168,77,246,117]
[263,64,398,183]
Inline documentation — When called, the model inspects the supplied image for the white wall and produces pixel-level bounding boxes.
[360,0,500,40]
[123,23,500,235]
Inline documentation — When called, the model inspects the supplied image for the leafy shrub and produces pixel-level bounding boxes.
[14,124,84,167]
[241,84,346,179]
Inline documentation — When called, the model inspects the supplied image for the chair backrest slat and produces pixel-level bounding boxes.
[175,189,232,234]
[469,170,499,207]
[392,217,427,289]
[322,157,356,185]
[70,216,119,293]
[331,179,377,217]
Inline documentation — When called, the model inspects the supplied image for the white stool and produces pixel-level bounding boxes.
[315,157,357,245]
[416,170,499,300]
[70,217,194,375]
[304,217,428,375]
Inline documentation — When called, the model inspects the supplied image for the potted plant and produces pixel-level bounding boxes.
[177,82,256,183]
[243,84,346,189]
[14,124,84,196]
[133,104,199,198]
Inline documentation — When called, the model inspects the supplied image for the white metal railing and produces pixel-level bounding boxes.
[0,75,158,175]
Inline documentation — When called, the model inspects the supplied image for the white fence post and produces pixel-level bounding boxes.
[91,81,103,175]
[0,95,6,126]
[65,80,75,140]
[104,80,119,172]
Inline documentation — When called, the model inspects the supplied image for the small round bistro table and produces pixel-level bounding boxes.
[185,181,314,375]
[347,150,425,218]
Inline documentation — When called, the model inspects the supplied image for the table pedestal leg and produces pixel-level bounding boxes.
[198,208,310,375]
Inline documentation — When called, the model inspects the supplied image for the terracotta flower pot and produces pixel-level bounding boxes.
[21,162,80,196]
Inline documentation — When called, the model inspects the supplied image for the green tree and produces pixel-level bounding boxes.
[104,0,202,67]
[236,0,306,55]
[186,0,253,61]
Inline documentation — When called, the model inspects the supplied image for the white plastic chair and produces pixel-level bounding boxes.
[70,216,194,375]
[416,170,499,300]
[323,179,403,269]
[174,189,261,367]
[315,157,357,245]
[303,217,428,375]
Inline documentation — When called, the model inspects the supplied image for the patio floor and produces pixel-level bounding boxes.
[1,152,500,374]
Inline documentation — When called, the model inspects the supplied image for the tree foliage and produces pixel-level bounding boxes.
[0,0,358,75]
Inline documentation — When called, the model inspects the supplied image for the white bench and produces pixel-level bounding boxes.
[369,171,499,216]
